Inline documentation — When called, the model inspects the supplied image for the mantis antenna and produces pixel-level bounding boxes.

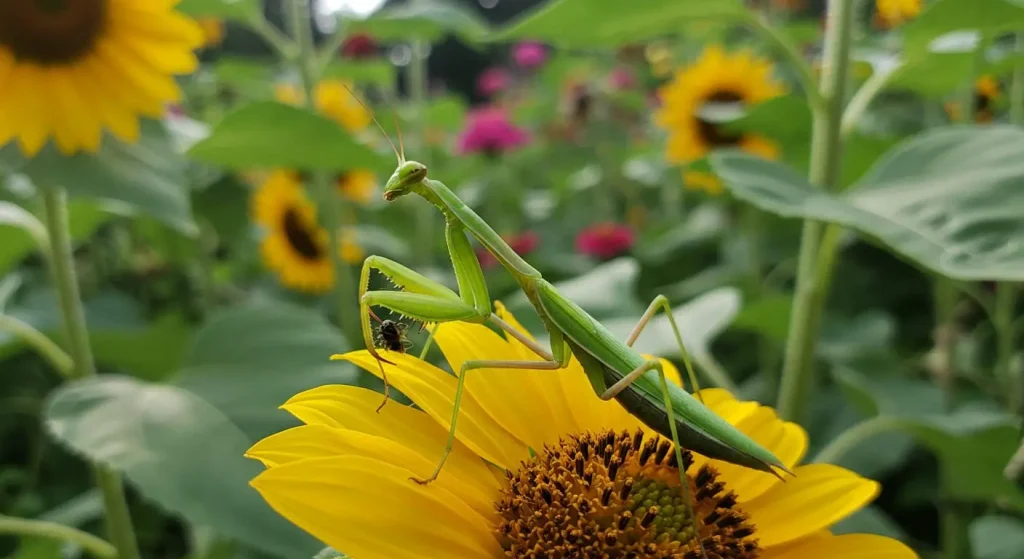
[338,81,403,164]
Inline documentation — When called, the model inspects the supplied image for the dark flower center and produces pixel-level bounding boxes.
[281,208,324,261]
[496,429,759,558]
[0,0,107,64]
[695,91,746,148]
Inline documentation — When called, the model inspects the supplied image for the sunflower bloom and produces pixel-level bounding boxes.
[337,169,378,205]
[247,304,919,559]
[0,0,203,156]
[275,80,372,133]
[655,46,785,194]
[197,19,225,48]
[946,75,1001,123]
[875,0,923,27]
[252,171,363,293]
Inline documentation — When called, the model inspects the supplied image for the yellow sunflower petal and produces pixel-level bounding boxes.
[333,350,529,470]
[433,320,585,450]
[280,384,501,498]
[707,406,808,502]
[251,456,501,559]
[246,424,498,520]
[743,463,880,547]
[762,531,919,558]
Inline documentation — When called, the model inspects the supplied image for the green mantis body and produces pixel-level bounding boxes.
[360,160,789,480]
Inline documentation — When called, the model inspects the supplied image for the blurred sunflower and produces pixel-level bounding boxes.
[275,79,372,133]
[0,0,202,156]
[875,0,923,28]
[945,75,1001,123]
[655,46,785,194]
[251,171,363,294]
[247,304,919,559]
[336,169,378,206]
[197,18,225,48]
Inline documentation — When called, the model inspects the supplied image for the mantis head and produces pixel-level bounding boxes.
[383,160,427,201]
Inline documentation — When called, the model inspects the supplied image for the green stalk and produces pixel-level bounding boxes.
[287,0,359,342]
[0,315,73,377]
[776,0,856,422]
[812,415,904,464]
[40,188,140,559]
[1001,32,1024,414]
[0,514,117,559]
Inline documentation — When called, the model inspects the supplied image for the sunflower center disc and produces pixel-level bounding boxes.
[496,429,760,558]
[281,208,325,261]
[695,90,746,148]
[0,0,107,64]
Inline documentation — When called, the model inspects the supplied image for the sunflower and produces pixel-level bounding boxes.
[247,303,919,559]
[875,0,923,28]
[252,171,366,293]
[275,79,372,133]
[336,169,378,205]
[945,75,1001,123]
[0,0,202,157]
[197,18,225,49]
[655,46,784,194]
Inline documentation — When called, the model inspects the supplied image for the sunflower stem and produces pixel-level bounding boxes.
[775,0,856,423]
[39,187,141,559]
[287,0,360,343]
[0,514,117,559]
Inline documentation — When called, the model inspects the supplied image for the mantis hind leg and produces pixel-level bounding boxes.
[597,358,710,559]
[413,357,562,486]
[625,294,704,403]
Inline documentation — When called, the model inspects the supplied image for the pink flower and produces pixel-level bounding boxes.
[476,67,510,97]
[456,106,530,156]
[477,231,540,269]
[609,66,637,91]
[341,33,377,59]
[513,41,548,69]
[575,223,635,259]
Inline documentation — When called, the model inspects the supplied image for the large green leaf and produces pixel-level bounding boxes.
[45,375,321,557]
[188,102,389,173]
[344,0,489,43]
[971,515,1024,559]
[176,0,259,20]
[710,126,1024,281]
[903,0,1024,55]
[21,121,195,236]
[172,298,360,441]
[496,0,747,47]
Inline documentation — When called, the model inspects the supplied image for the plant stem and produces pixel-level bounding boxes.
[776,0,856,423]
[0,514,117,559]
[408,38,435,267]
[247,13,297,61]
[0,315,73,377]
[40,187,141,559]
[287,0,359,342]
[941,504,970,559]
[841,64,896,138]
[1002,32,1024,414]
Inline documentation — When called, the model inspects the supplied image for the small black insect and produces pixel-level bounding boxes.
[370,310,413,353]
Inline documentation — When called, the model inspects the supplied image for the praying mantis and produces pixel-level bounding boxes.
[347,110,789,557]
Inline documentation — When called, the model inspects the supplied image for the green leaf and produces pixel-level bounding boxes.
[600,287,741,360]
[21,121,196,236]
[188,102,388,173]
[90,314,194,381]
[176,0,259,21]
[903,0,1024,55]
[888,52,976,97]
[345,0,489,42]
[0,201,47,252]
[971,515,1024,559]
[5,537,63,559]
[496,0,748,47]
[44,375,321,557]
[732,294,792,343]
[172,298,360,441]
[322,61,397,88]
[710,126,1024,281]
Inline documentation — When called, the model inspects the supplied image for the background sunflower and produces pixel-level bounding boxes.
[655,46,785,193]
[0,0,202,156]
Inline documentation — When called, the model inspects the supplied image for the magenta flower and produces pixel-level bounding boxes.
[477,231,539,269]
[575,223,635,259]
[609,66,637,91]
[476,67,510,97]
[513,41,548,69]
[456,106,530,156]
